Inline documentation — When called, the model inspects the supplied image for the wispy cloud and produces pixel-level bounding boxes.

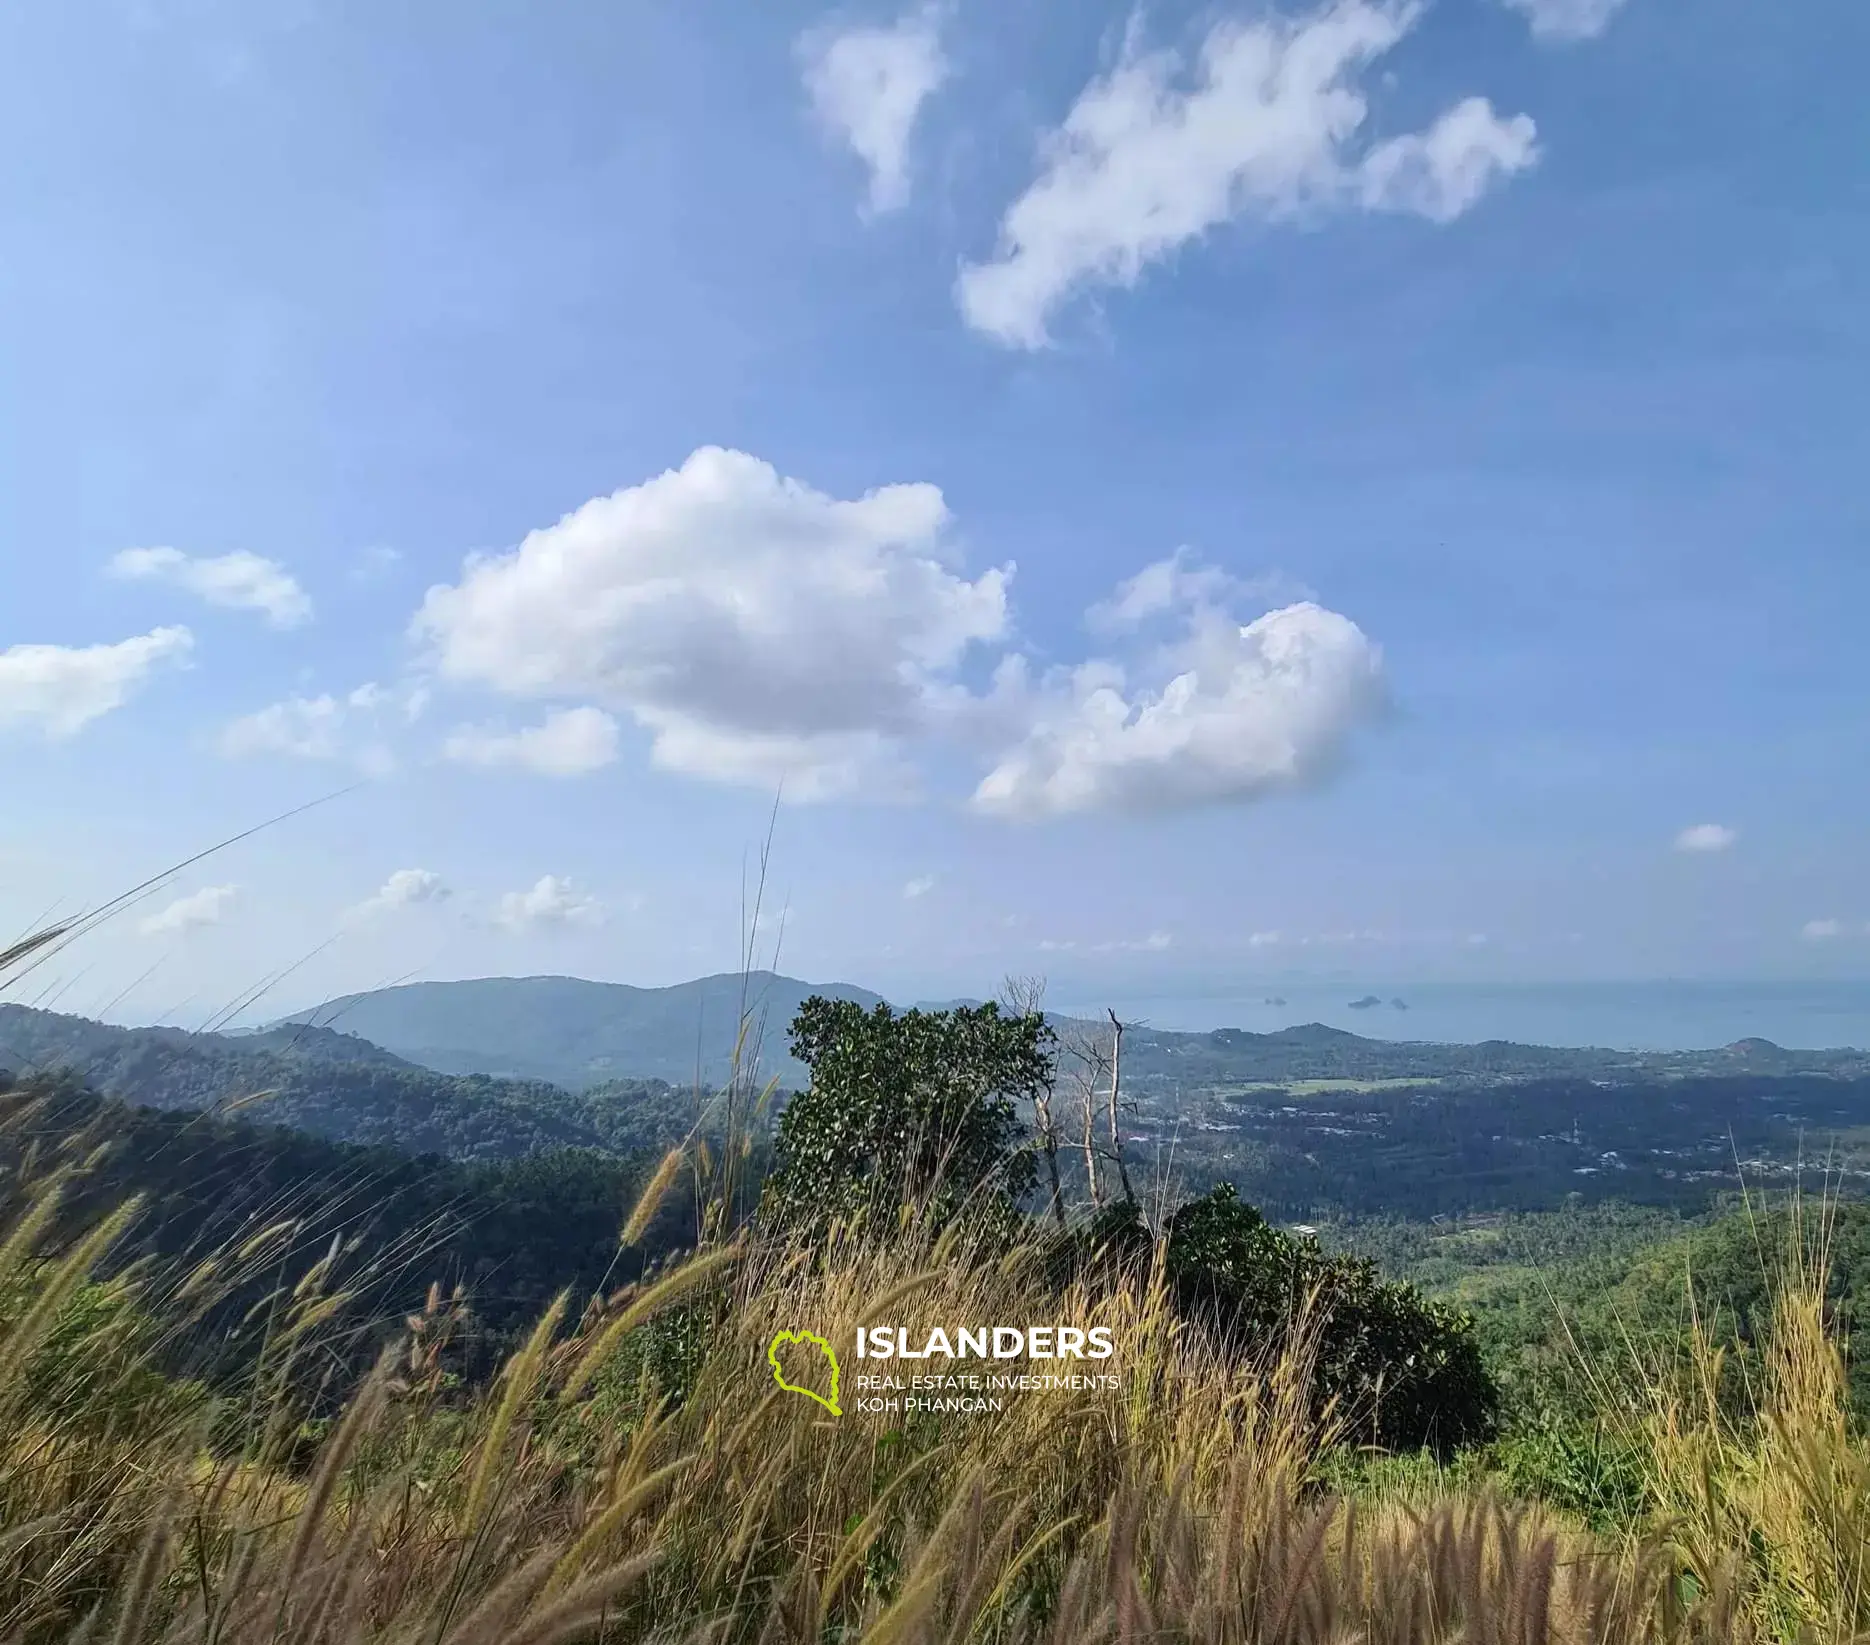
[218,682,406,774]
[0,627,193,738]
[958,0,1537,347]
[1498,0,1632,44]
[1674,822,1738,854]
[443,706,620,777]
[1091,931,1173,954]
[109,547,312,627]
[902,874,937,900]
[800,5,948,213]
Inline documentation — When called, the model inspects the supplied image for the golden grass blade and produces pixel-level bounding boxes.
[621,1148,685,1249]
[546,1454,693,1593]
[558,1245,741,1403]
[463,1291,569,1539]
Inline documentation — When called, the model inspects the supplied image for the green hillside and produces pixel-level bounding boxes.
[276,970,886,1088]
[0,1003,687,1161]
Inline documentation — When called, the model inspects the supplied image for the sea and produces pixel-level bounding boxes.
[1042,980,1870,1053]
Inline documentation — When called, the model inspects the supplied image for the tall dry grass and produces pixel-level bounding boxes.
[0,1129,1786,1645]
[2,906,1859,1643]
[1608,1191,1870,1643]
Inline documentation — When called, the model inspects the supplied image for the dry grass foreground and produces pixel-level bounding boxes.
[1,1106,1867,1645]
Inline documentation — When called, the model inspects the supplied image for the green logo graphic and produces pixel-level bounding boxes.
[767,1329,842,1416]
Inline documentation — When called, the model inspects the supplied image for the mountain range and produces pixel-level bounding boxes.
[274,971,886,1089]
[270,972,1870,1094]
[5,973,1865,1176]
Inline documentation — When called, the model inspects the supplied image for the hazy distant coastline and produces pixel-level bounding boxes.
[1047,979,1870,1053]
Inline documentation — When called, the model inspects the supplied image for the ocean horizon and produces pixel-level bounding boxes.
[1043,979,1870,1053]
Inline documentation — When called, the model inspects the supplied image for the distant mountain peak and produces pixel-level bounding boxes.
[271,971,886,1090]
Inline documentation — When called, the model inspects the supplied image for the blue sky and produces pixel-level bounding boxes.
[1,0,1865,1025]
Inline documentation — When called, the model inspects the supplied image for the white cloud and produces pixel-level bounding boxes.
[495,875,604,933]
[140,884,238,936]
[1087,548,1258,633]
[1091,931,1173,953]
[0,627,194,738]
[974,600,1384,820]
[956,1,1537,347]
[109,547,312,628]
[1674,822,1738,854]
[218,681,403,772]
[350,546,403,583]
[1802,918,1844,942]
[903,875,937,900]
[1356,94,1542,223]
[1248,930,1283,946]
[800,6,948,213]
[347,868,451,922]
[1499,0,1630,42]
[221,695,346,760]
[442,706,621,777]
[412,446,1010,801]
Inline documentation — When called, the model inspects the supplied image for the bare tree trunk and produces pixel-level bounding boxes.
[1001,973,1066,1226]
[1034,1086,1066,1226]
[1106,1008,1137,1206]
[1080,1077,1102,1209]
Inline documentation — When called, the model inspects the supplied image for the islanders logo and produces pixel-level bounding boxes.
[767,1329,842,1416]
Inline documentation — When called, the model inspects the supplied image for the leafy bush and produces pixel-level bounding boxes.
[1130,1184,1500,1455]
[761,998,1050,1237]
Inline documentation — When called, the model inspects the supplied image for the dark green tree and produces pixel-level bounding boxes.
[1093,1184,1498,1456]
[761,998,1052,1237]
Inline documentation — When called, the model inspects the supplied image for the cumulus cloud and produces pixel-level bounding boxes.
[956,0,1537,347]
[902,875,937,900]
[800,5,948,212]
[495,875,603,933]
[973,600,1385,820]
[1802,918,1844,942]
[1499,0,1631,42]
[1675,822,1738,854]
[412,446,1010,801]
[140,884,238,936]
[218,682,407,773]
[443,706,621,777]
[0,627,194,738]
[347,868,450,922]
[109,547,312,627]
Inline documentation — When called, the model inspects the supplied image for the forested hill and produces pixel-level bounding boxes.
[0,1077,696,1371]
[0,1003,690,1161]
[274,971,886,1088]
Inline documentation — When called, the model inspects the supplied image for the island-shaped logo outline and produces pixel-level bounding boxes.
[767,1328,842,1416]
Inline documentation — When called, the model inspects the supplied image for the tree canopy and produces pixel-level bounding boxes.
[761,997,1053,1236]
